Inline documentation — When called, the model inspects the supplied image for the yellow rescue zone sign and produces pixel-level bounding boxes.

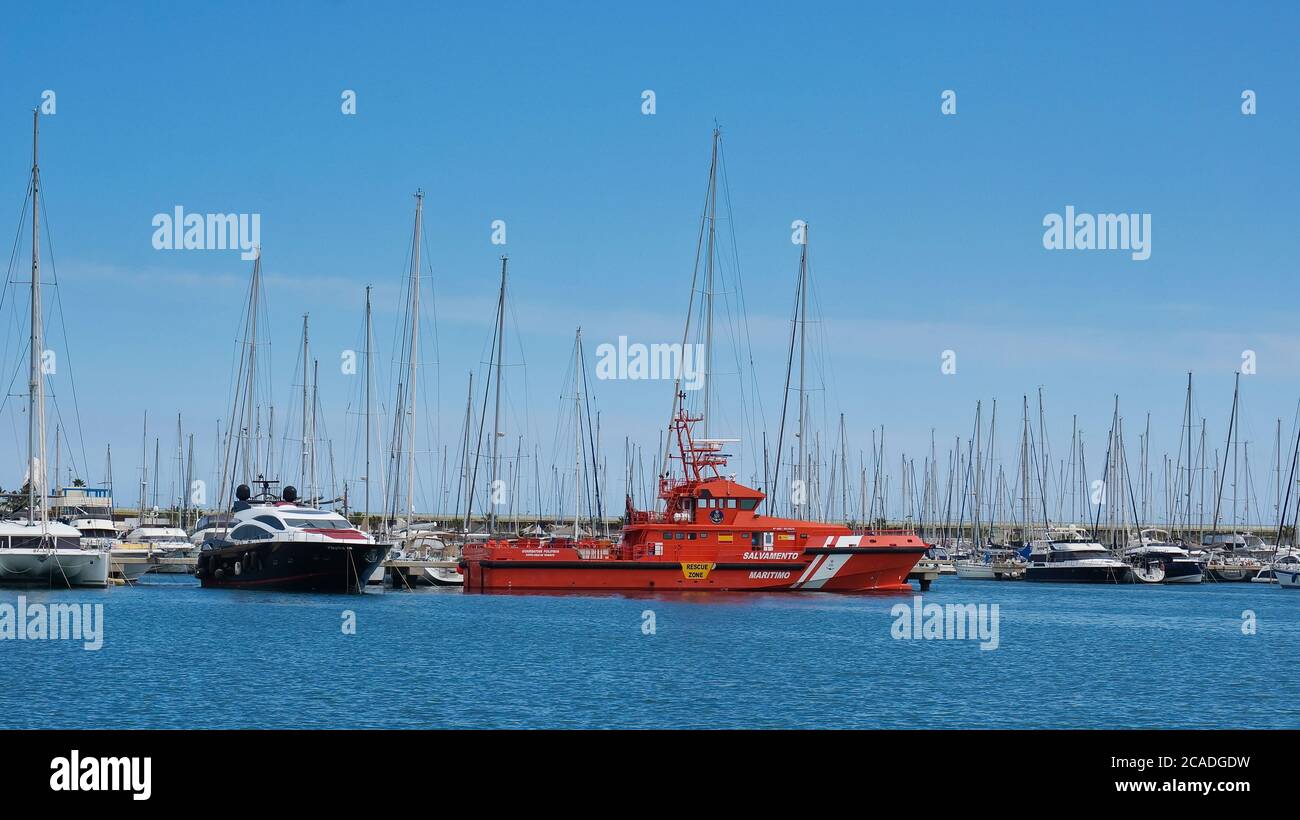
[681,562,714,580]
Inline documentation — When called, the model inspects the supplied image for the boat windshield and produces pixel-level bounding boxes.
[1055,549,1110,561]
[285,517,352,530]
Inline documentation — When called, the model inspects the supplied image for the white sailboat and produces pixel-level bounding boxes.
[121,414,194,573]
[1277,561,1300,589]
[1,111,108,587]
[382,192,461,586]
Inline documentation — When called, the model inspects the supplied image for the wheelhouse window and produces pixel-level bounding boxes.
[1053,549,1108,562]
[285,517,351,529]
[230,525,267,541]
[255,515,286,530]
[738,498,759,511]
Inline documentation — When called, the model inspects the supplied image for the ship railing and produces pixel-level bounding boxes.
[627,511,667,524]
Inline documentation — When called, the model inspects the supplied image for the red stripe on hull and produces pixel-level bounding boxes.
[463,550,924,593]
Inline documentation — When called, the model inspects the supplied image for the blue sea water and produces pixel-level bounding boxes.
[0,575,1296,729]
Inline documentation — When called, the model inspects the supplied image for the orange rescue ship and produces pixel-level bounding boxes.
[461,406,927,592]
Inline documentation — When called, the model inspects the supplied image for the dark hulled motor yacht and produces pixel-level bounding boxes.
[195,482,386,593]
[1025,541,1134,584]
[1125,545,1202,584]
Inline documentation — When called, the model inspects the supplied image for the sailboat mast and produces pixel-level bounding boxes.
[175,414,183,524]
[184,433,194,528]
[840,414,848,523]
[796,225,808,510]
[242,253,261,488]
[364,285,373,530]
[702,128,719,439]
[301,313,310,491]
[573,328,583,539]
[1021,396,1029,538]
[311,359,319,502]
[459,372,473,530]
[1185,373,1193,535]
[972,402,983,547]
[264,407,273,483]
[489,255,508,532]
[406,190,423,524]
[139,413,148,521]
[28,109,45,526]
[153,438,160,511]
[1037,388,1050,530]
[1211,372,1240,535]
[106,444,114,517]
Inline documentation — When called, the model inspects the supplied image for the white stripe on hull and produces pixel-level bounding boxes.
[798,537,862,589]
[800,553,852,589]
[792,554,825,587]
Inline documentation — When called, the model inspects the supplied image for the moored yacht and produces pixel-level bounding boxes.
[954,546,1026,580]
[1026,541,1133,584]
[1277,563,1300,589]
[1254,553,1300,584]
[1201,553,1262,582]
[195,482,387,592]
[64,510,119,548]
[389,525,464,586]
[189,513,235,546]
[107,542,158,581]
[65,511,155,582]
[923,545,957,575]
[1125,543,1202,583]
[1124,530,1202,584]
[122,520,194,574]
[0,518,110,587]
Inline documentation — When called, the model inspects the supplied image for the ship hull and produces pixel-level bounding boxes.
[0,548,110,588]
[1204,565,1256,582]
[463,547,926,593]
[196,540,385,593]
[1162,559,1203,584]
[1026,564,1134,583]
[1277,568,1300,589]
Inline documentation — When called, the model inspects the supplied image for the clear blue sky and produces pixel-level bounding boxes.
[2,1,1298,519]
